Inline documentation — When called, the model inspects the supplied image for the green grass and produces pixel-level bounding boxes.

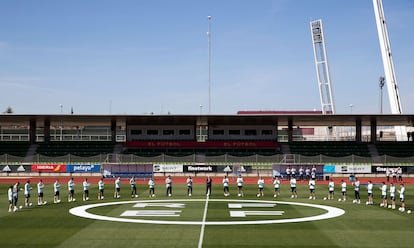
[0,182,413,248]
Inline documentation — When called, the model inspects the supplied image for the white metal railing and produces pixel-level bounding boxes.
[0,134,30,141]
[1,153,413,165]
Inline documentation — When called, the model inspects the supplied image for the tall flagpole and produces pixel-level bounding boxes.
[207,15,212,114]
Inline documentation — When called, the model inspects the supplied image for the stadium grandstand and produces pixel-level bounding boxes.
[0,113,414,167]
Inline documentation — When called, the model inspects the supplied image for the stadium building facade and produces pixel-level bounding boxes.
[1,113,414,167]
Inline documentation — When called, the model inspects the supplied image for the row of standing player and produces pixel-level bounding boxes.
[7,178,84,212]
[7,179,47,212]
[94,175,255,199]
[0,175,356,209]
[246,175,408,214]
[154,175,263,198]
[7,175,408,213]
[95,175,408,213]
[284,165,317,181]
[7,175,187,211]
[385,167,404,183]
[5,175,306,211]
[7,177,129,212]
[4,175,318,214]
[147,175,264,198]
[326,177,407,213]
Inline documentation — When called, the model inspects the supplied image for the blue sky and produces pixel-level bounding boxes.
[0,0,413,115]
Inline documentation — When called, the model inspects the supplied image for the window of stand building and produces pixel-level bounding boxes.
[147,130,158,135]
[163,130,174,135]
[229,130,241,135]
[244,129,257,136]
[179,129,191,135]
[212,130,225,135]
[261,130,273,135]
[131,130,142,135]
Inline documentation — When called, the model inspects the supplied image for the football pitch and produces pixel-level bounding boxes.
[1,181,413,248]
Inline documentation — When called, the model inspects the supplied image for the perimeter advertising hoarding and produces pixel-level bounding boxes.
[182,165,252,173]
[372,165,408,173]
[184,165,217,173]
[66,164,101,173]
[406,166,414,174]
[102,164,153,178]
[334,165,372,174]
[31,164,66,172]
[103,164,153,173]
[2,164,32,173]
[153,164,183,173]
[323,165,336,173]
[2,165,12,172]
[231,164,252,173]
[272,164,324,179]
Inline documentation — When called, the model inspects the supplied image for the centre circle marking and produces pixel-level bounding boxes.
[69,199,345,225]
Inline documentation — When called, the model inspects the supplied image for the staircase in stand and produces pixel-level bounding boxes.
[280,144,295,163]
[107,143,123,163]
[367,143,382,163]
[23,143,39,163]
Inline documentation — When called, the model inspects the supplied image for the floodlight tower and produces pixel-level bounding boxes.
[373,0,406,141]
[310,19,335,115]
[207,15,212,114]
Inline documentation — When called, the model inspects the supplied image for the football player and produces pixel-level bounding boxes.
[257,176,265,197]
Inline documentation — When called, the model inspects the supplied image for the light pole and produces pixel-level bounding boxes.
[59,104,63,140]
[349,104,354,114]
[207,15,212,114]
[379,76,385,114]
[199,104,204,142]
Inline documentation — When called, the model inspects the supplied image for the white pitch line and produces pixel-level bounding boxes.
[198,195,209,248]
[228,203,276,208]
[230,211,285,217]
[121,210,182,217]
[133,203,185,208]
[69,199,345,225]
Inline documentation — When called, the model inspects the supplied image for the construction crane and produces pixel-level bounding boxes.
[373,0,407,141]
